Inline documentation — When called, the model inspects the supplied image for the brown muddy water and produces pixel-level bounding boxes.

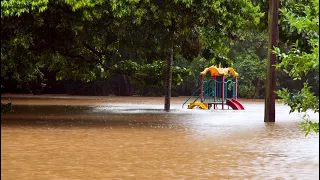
[1,94,319,180]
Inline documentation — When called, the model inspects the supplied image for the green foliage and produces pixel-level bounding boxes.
[1,0,264,96]
[1,0,49,17]
[227,29,268,99]
[274,39,318,81]
[112,60,191,88]
[299,118,319,136]
[276,82,319,114]
[275,0,319,135]
[278,0,319,52]
[234,54,266,98]
[197,0,264,58]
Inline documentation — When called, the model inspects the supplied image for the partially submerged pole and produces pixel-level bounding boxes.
[164,21,175,111]
[164,45,173,111]
[264,0,279,122]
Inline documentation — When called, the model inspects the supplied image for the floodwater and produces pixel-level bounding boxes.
[1,94,319,180]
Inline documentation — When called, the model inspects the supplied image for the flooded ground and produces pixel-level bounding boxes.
[1,94,319,180]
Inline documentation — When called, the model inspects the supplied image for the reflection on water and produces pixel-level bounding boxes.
[1,95,319,180]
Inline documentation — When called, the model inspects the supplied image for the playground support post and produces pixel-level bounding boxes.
[235,76,238,100]
[222,75,224,110]
[214,76,216,105]
[264,0,279,122]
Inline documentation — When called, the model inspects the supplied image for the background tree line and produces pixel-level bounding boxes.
[1,0,265,98]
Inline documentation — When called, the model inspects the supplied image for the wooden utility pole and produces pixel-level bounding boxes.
[264,0,279,122]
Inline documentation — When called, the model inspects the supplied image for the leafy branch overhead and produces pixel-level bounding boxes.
[274,0,319,135]
[1,0,263,87]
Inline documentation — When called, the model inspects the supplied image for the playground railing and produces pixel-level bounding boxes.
[232,81,236,99]
[224,80,234,101]
[215,80,223,102]
[182,79,237,108]
[214,80,234,102]
[203,80,216,102]
[182,80,214,108]
[182,87,200,108]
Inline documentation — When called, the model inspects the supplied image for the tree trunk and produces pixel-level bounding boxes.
[117,75,131,96]
[164,24,174,111]
[264,0,279,122]
[164,41,173,111]
[122,75,130,96]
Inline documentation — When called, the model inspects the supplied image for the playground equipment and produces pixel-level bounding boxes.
[182,65,245,110]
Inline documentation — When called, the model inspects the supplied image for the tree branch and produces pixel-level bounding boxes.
[81,41,116,72]
[82,41,104,58]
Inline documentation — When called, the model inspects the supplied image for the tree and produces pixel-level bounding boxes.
[228,30,268,99]
[1,0,264,111]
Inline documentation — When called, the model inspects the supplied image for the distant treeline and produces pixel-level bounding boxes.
[2,69,318,98]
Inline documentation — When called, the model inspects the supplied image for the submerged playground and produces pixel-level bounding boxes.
[183,65,245,110]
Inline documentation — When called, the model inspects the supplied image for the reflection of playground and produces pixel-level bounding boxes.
[183,65,245,110]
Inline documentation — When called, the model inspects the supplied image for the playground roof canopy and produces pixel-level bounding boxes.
[200,65,238,77]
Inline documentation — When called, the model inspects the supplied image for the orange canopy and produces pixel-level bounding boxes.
[200,65,238,77]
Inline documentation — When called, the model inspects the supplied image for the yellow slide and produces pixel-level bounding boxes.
[188,102,209,110]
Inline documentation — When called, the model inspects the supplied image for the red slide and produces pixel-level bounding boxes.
[226,99,245,110]
[231,99,245,110]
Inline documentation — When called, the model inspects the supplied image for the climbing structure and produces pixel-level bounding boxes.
[182,65,245,110]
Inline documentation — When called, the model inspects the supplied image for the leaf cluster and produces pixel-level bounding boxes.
[274,0,319,135]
